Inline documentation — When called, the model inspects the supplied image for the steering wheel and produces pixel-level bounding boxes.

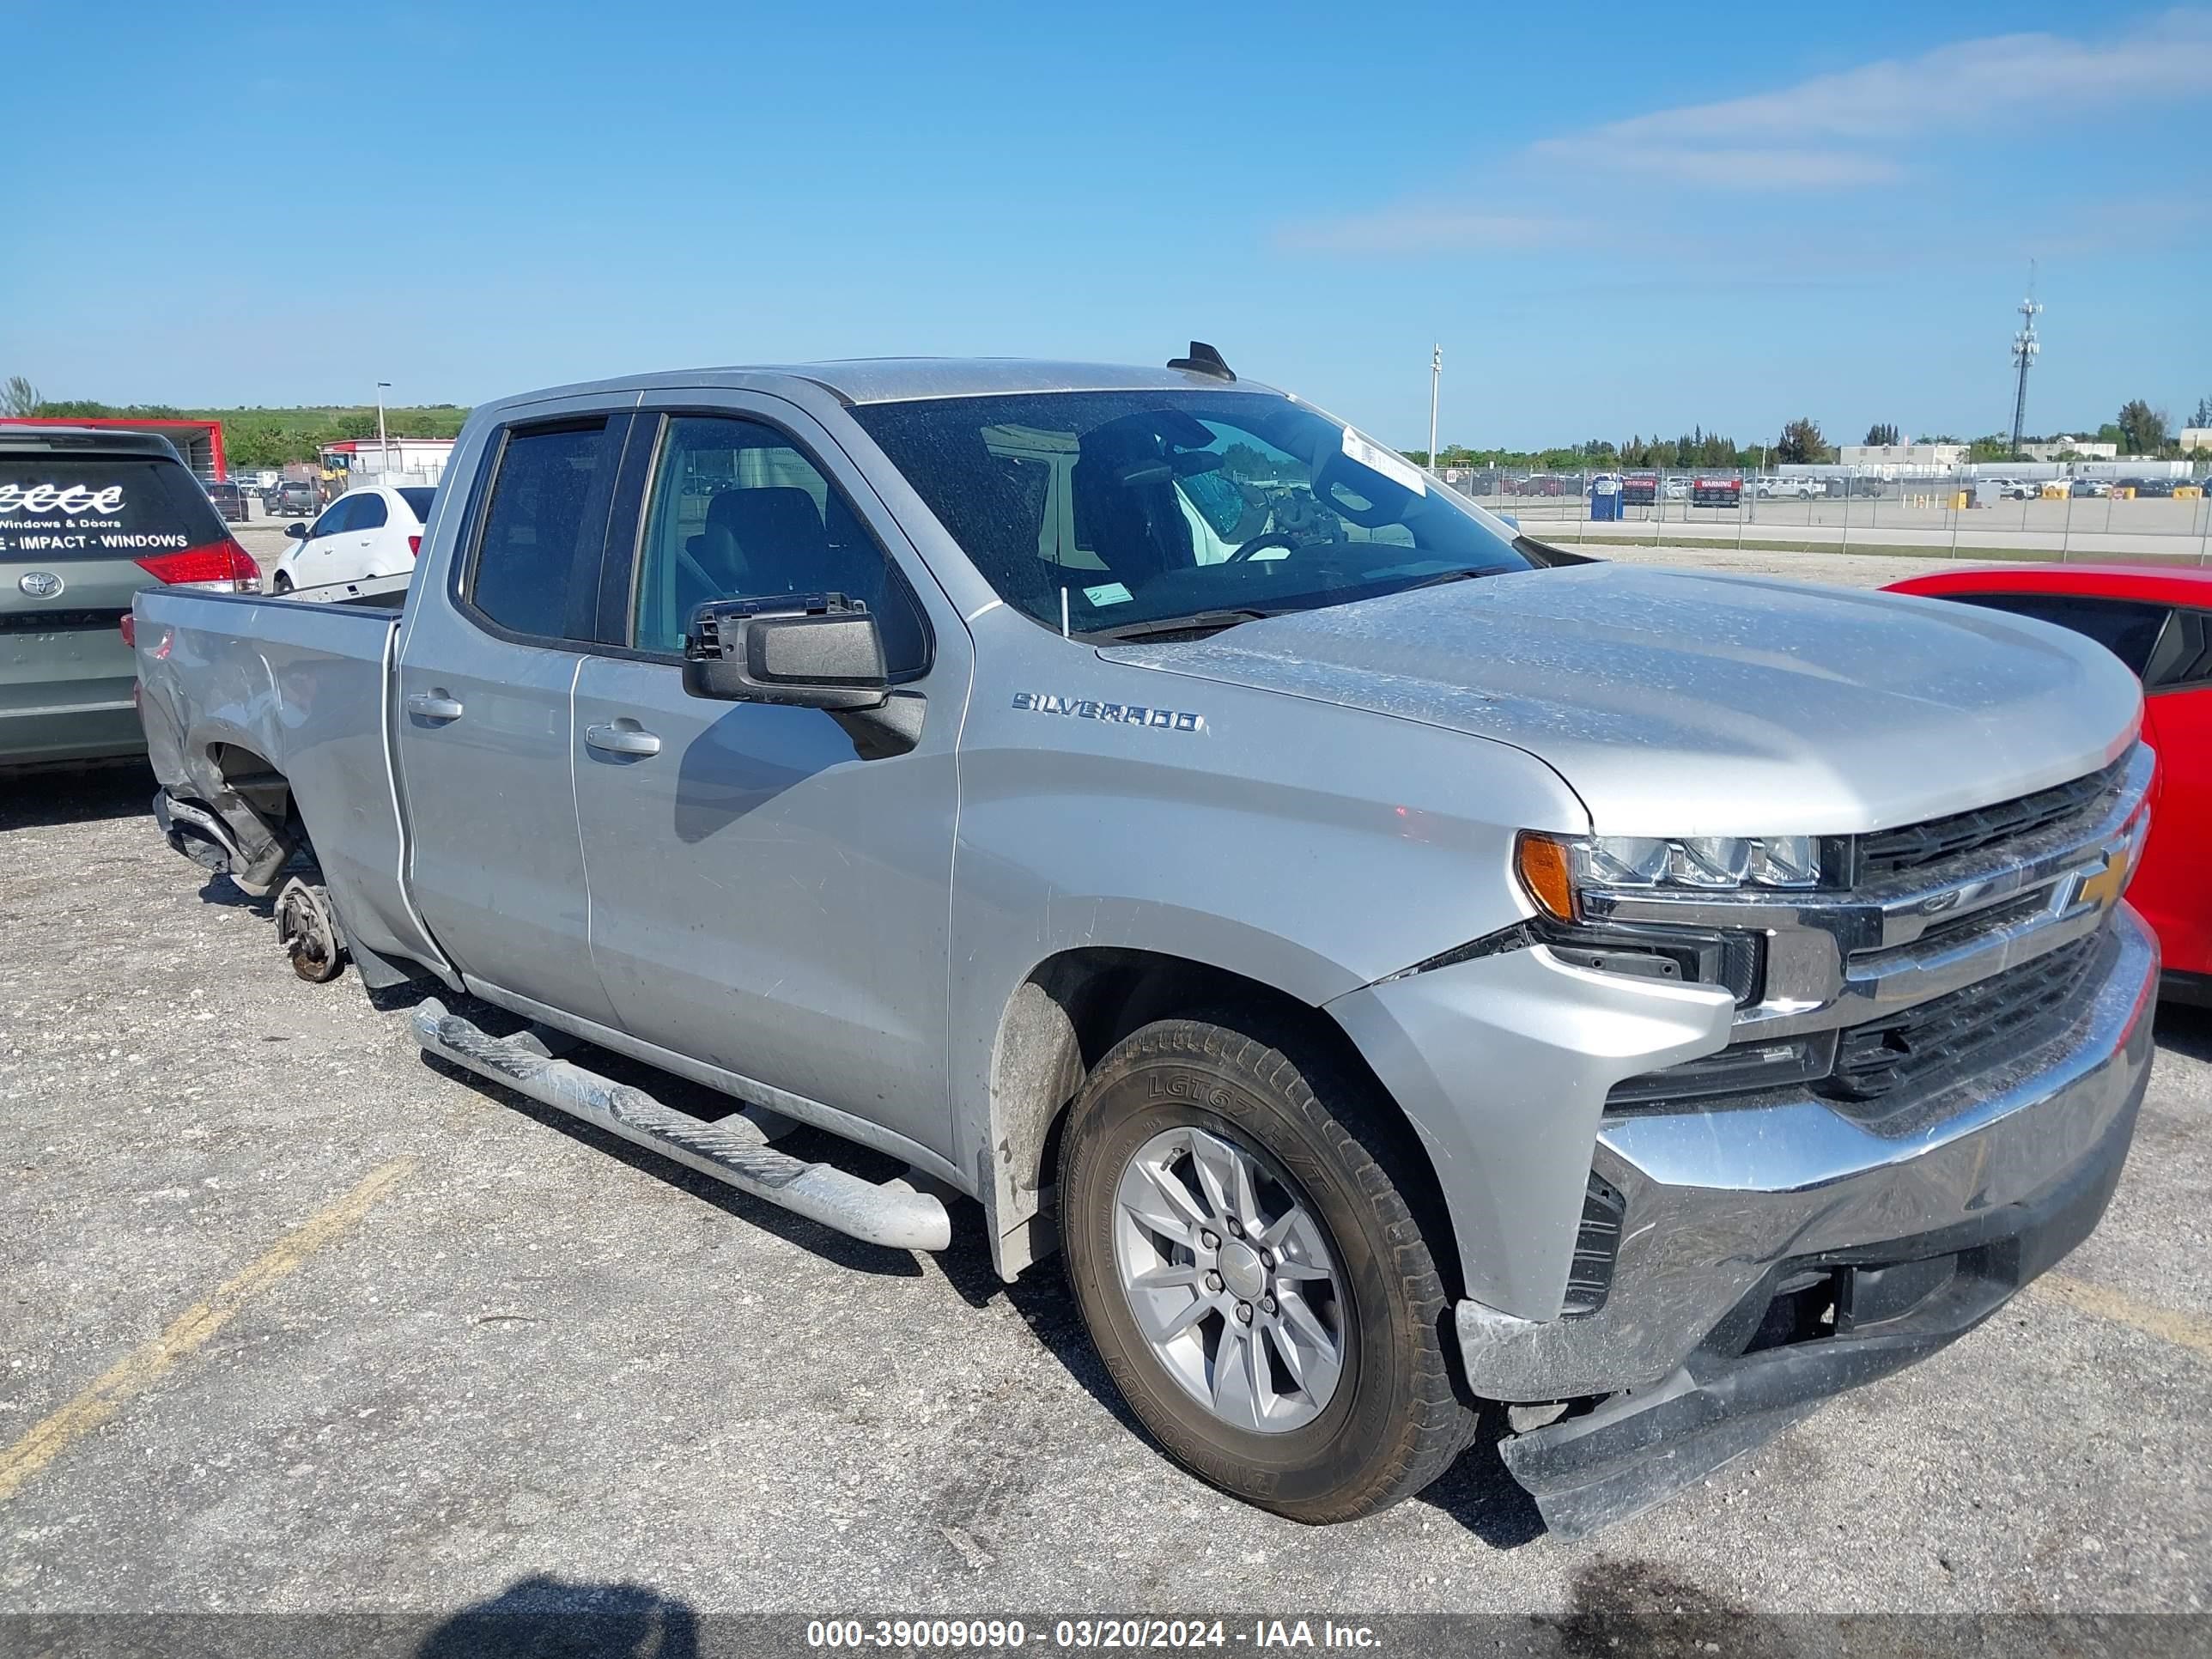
[1224,531,1300,564]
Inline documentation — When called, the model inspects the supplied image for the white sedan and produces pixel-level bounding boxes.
[267,485,435,594]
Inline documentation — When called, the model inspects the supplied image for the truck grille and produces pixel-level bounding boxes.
[1858,757,2126,878]
[1817,931,2107,1114]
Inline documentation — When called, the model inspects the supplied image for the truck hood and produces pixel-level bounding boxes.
[1105,562,2142,836]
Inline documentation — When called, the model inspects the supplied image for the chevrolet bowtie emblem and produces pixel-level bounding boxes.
[2075,845,2130,915]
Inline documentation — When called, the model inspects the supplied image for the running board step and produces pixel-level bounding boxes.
[410,999,952,1252]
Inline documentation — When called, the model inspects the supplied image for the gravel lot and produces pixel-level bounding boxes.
[3,545,2209,1637]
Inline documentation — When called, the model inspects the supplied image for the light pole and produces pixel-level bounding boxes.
[1427,345,1441,477]
[2008,273,2040,460]
[375,381,392,480]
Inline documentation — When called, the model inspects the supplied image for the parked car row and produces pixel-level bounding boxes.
[1620,473,1745,507]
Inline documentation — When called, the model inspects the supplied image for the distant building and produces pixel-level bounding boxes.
[318,436,456,488]
[1836,441,1967,469]
[2180,428,2212,453]
[2020,438,2118,461]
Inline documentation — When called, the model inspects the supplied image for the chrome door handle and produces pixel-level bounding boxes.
[404,691,465,721]
[585,722,662,758]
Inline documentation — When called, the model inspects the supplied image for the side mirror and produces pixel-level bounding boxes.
[285,521,308,539]
[682,592,889,710]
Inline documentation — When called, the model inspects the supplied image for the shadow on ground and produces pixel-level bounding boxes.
[2154,1000,2211,1064]
[0,760,155,830]
[417,1574,699,1658]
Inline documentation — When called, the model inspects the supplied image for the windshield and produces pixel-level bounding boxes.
[849,391,1536,636]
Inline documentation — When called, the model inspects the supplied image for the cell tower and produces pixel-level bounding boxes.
[2009,267,2041,459]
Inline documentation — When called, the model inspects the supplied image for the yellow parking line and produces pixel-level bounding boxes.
[0,1157,418,1506]
[2033,1273,2212,1362]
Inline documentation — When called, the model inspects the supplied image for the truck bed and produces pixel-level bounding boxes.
[133,585,442,981]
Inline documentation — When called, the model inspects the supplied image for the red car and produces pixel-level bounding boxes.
[1886,564,2212,1004]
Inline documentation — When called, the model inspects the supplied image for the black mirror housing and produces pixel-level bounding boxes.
[682,592,890,709]
[285,521,308,539]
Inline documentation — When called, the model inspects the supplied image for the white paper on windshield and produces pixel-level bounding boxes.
[1341,428,1427,495]
[1084,581,1133,606]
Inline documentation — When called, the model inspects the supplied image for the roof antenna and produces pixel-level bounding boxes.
[1168,341,1236,382]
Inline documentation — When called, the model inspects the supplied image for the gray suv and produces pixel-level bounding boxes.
[3,427,257,767]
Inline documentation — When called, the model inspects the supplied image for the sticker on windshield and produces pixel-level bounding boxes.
[1341,428,1426,496]
[1082,581,1133,607]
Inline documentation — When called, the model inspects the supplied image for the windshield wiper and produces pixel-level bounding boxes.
[1091,608,1277,643]
[1395,566,1514,594]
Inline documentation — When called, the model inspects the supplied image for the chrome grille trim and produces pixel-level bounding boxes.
[1576,743,2153,1041]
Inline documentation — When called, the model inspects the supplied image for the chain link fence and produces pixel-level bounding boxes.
[1431,464,2212,563]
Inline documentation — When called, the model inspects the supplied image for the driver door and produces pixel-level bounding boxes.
[568,397,971,1158]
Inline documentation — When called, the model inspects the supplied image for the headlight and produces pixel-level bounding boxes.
[1516,831,1823,921]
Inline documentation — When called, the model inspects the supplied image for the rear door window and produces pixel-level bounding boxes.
[0,454,228,562]
[1948,592,2172,678]
[465,420,619,642]
[397,487,435,523]
[352,494,389,531]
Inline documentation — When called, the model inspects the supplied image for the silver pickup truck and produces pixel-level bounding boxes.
[134,351,2158,1537]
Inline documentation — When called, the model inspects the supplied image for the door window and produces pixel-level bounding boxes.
[630,415,928,672]
[466,420,616,642]
[352,493,389,531]
[307,497,354,539]
[1948,592,2172,678]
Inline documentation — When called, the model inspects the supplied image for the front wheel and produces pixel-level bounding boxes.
[270,570,294,594]
[1058,1012,1474,1523]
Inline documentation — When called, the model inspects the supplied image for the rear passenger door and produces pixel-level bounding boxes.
[567,398,970,1158]
[394,409,635,1028]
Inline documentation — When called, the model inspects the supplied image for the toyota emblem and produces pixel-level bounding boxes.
[18,570,64,599]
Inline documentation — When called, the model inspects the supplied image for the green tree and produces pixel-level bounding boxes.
[1775,417,1828,465]
[1863,422,1900,447]
[2191,395,2211,429]
[2116,399,2168,455]
[1,375,40,416]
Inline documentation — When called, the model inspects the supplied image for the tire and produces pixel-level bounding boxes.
[1058,1010,1474,1523]
[271,571,293,594]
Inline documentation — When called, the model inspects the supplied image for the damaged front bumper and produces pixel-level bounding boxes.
[1475,904,2158,1537]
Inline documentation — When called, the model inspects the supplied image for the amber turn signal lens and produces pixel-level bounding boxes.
[1516,832,1577,922]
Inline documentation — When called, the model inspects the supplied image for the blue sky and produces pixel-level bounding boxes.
[3,1,2207,451]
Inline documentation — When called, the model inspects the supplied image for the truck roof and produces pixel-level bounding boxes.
[483,358,1286,416]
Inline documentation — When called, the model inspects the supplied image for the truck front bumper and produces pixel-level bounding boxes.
[1453,904,2155,1403]
[1473,905,2157,1535]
